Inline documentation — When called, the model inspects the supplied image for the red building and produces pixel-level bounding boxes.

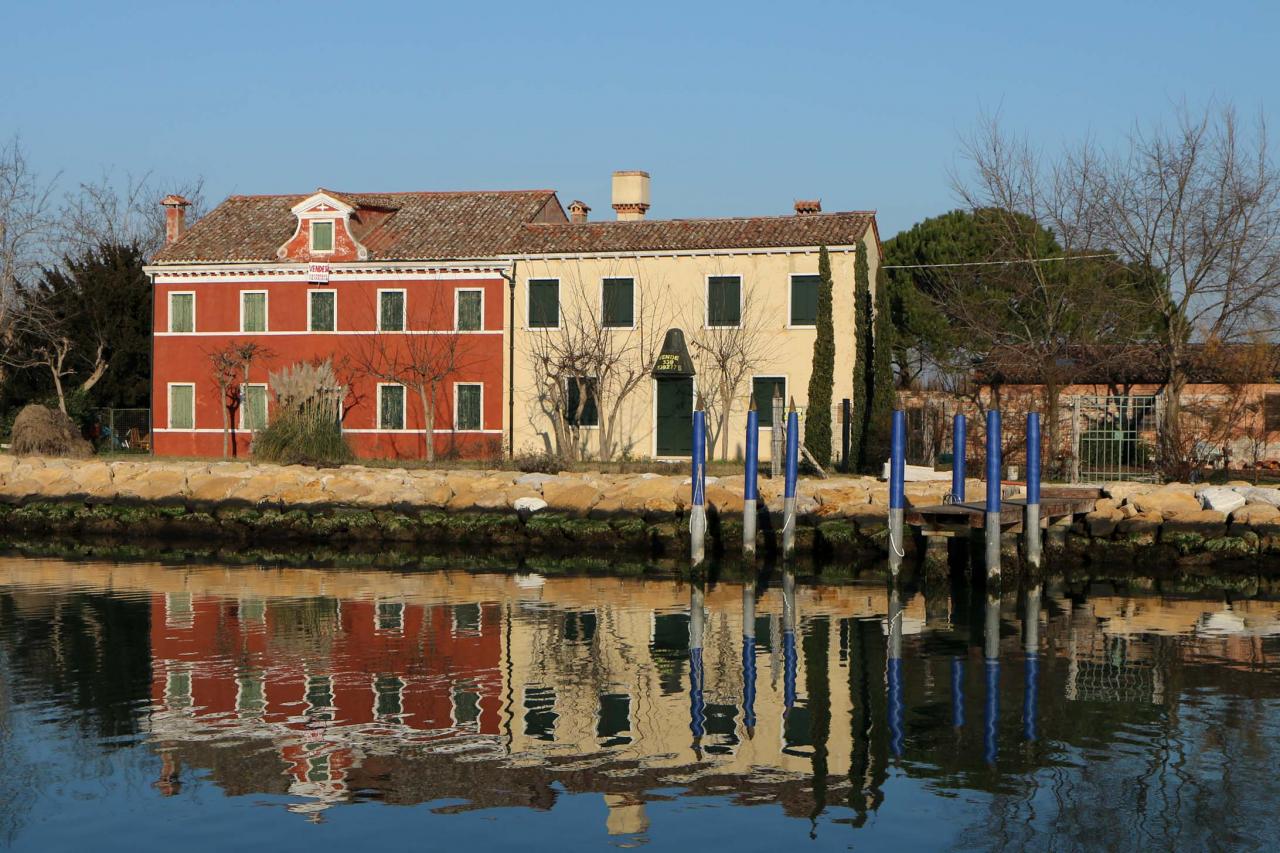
[147,188,567,459]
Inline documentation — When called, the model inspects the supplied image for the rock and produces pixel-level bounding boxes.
[1237,486,1280,507]
[1131,489,1202,520]
[620,477,678,513]
[1116,512,1162,544]
[1164,509,1228,540]
[1103,482,1155,502]
[187,473,243,503]
[1197,486,1246,514]
[116,467,189,502]
[1085,508,1123,538]
[1093,498,1117,513]
[1231,503,1280,525]
[513,496,548,513]
[515,472,556,490]
[1120,503,1139,519]
[541,479,601,516]
[704,484,744,514]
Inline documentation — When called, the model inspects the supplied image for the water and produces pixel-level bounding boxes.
[1,556,1278,851]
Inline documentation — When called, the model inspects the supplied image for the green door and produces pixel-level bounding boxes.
[655,378,694,457]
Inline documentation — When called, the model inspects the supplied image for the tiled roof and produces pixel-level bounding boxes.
[510,211,877,255]
[151,190,562,263]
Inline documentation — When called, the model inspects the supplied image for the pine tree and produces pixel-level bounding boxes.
[849,241,872,470]
[864,265,896,466]
[804,246,835,464]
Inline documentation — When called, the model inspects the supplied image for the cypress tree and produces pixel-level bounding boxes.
[864,266,896,466]
[804,246,835,464]
[849,241,872,470]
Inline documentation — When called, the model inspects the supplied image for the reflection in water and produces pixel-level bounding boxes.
[1,556,1280,850]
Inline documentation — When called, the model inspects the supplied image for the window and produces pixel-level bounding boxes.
[790,274,821,327]
[310,220,334,252]
[169,292,194,333]
[309,290,336,331]
[241,384,268,430]
[306,674,334,720]
[378,289,405,332]
[452,603,482,634]
[376,601,404,632]
[455,383,483,431]
[456,289,483,331]
[707,275,742,327]
[564,377,599,427]
[374,675,404,719]
[168,383,195,430]
[453,685,481,727]
[602,277,634,328]
[1266,393,1280,433]
[523,685,557,741]
[751,376,787,428]
[378,384,405,430]
[241,291,267,332]
[528,279,559,328]
[236,671,265,716]
[597,693,631,746]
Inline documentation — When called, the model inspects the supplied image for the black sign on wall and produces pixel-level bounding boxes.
[652,329,696,378]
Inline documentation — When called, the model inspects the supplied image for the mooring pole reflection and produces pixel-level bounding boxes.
[1023,583,1041,743]
[984,592,1001,765]
[689,579,706,758]
[782,569,797,713]
[887,582,905,758]
[742,578,758,738]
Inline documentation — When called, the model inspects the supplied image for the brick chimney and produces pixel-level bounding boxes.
[611,171,650,221]
[161,195,192,245]
[568,199,591,224]
[794,199,821,215]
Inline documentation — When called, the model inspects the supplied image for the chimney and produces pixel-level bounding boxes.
[568,199,591,224]
[794,199,821,215]
[611,170,650,221]
[161,194,192,245]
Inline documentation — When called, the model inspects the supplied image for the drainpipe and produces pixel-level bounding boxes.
[499,261,518,459]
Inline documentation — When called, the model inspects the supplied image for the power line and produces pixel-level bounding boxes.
[882,252,1118,270]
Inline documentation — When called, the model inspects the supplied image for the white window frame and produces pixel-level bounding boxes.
[309,219,336,254]
[374,600,405,634]
[751,375,788,429]
[239,383,269,430]
[376,382,406,431]
[453,382,484,432]
[787,273,820,329]
[454,288,485,331]
[526,277,561,331]
[167,382,196,431]
[377,288,407,332]
[239,290,269,333]
[563,375,599,429]
[168,291,196,333]
[307,288,337,332]
[704,274,744,329]
[600,277,636,330]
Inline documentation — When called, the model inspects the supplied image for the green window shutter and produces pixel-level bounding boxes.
[310,291,335,331]
[565,377,599,426]
[311,220,334,252]
[528,279,559,328]
[790,275,820,326]
[457,290,483,331]
[380,385,405,429]
[708,276,742,326]
[170,293,194,332]
[243,385,268,430]
[751,377,785,429]
[380,291,405,331]
[169,384,194,430]
[602,278,634,327]
[456,384,482,430]
[242,292,266,332]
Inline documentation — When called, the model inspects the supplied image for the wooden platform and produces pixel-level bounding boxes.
[905,486,1100,535]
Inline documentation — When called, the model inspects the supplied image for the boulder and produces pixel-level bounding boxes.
[187,473,243,503]
[1164,509,1228,540]
[1198,486,1246,514]
[1102,482,1155,503]
[1085,508,1123,538]
[541,479,601,516]
[705,484,744,515]
[1231,503,1280,526]
[513,496,548,514]
[1131,489,1202,520]
[1116,511,1162,544]
[515,472,557,490]
[1236,486,1280,507]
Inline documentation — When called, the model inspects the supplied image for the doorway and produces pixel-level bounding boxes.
[655,377,694,457]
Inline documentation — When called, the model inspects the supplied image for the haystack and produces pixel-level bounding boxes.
[9,404,93,457]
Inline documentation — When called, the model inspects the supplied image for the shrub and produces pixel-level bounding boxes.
[253,407,353,467]
[10,404,93,457]
[514,451,559,474]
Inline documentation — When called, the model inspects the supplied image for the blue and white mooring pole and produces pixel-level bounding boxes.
[742,580,757,739]
[744,397,759,559]
[691,397,707,567]
[984,410,1003,581]
[984,592,1000,766]
[1023,583,1041,743]
[951,414,967,503]
[782,399,799,560]
[1025,413,1042,569]
[888,409,906,576]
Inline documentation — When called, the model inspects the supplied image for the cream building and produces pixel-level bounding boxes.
[506,171,881,462]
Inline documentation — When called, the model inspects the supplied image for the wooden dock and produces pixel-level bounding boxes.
[905,486,1101,537]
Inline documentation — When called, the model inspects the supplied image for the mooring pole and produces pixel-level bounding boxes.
[1023,583,1041,743]
[782,568,797,713]
[744,397,759,559]
[887,581,905,758]
[689,580,706,758]
[983,591,1000,766]
[691,397,707,567]
[888,409,906,576]
[951,655,965,729]
[1024,412,1042,569]
[984,410,1002,582]
[951,414,967,503]
[771,389,784,480]
[742,579,757,739]
[782,399,799,561]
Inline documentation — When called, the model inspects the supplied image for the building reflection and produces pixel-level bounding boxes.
[1,556,1279,839]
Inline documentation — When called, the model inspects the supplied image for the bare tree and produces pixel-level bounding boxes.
[1,297,75,413]
[58,170,206,258]
[206,341,270,458]
[0,137,59,392]
[686,279,777,461]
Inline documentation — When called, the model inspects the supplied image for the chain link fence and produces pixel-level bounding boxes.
[90,408,152,454]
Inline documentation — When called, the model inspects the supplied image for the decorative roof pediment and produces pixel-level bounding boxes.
[290,190,355,218]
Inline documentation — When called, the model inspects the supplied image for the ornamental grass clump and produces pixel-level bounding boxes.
[253,360,354,467]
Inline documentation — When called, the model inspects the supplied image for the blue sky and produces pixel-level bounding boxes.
[3,0,1277,237]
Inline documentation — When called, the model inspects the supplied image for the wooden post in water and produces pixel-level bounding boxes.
[888,409,906,576]
[984,410,1003,582]
[691,396,707,568]
[782,399,800,560]
[1024,413,1042,569]
[743,396,759,559]
[771,388,784,480]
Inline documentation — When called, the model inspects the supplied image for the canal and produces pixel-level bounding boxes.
[0,555,1277,850]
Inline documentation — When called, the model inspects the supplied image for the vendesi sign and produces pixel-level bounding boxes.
[307,263,331,283]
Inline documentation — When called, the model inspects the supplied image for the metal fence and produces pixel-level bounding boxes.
[1070,395,1161,483]
[90,408,151,454]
